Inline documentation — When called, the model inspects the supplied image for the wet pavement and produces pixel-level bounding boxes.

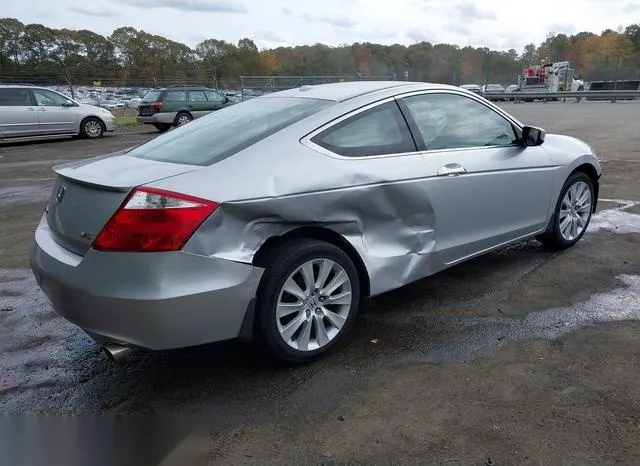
[2,203,639,415]
[1,103,640,464]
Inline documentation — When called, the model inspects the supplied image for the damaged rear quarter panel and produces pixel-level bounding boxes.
[150,121,441,297]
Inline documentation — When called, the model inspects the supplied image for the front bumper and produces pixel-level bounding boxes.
[29,216,263,350]
[104,117,116,132]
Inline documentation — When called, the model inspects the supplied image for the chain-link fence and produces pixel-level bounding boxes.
[237,75,396,99]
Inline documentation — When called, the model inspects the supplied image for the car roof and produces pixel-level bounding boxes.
[264,81,458,102]
[152,86,211,91]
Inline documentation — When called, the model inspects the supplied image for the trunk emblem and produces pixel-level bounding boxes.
[55,185,67,203]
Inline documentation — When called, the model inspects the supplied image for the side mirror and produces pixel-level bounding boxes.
[62,101,75,107]
[521,125,545,147]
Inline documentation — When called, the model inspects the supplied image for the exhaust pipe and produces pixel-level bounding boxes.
[103,343,134,361]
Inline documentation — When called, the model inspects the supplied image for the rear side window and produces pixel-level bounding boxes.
[311,101,416,157]
[166,91,187,102]
[127,97,334,166]
[0,88,32,106]
[205,90,225,103]
[142,91,162,103]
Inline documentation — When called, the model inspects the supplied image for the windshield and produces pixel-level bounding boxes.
[142,91,162,103]
[127,96,334,166]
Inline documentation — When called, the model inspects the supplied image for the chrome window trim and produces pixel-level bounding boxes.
[300,89,524,160]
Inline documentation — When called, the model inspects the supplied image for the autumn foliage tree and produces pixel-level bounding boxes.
[0,17,638,87]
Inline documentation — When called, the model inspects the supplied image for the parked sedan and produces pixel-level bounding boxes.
[0,85,116,142]
[481,83,507,101]
[31,81,600,364]
[459,84,482,94]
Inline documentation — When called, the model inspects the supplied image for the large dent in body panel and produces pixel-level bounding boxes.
[186,177,438,296]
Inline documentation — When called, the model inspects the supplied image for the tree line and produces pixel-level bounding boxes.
[0,18,638,88]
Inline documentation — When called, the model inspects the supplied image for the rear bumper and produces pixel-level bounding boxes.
[29,215,263,350]
[136,113,176,125]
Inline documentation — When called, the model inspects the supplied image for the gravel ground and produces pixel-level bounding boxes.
[1,101,640,465]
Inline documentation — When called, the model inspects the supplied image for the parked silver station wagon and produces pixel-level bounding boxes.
[31,81,601,364]
[0,85,116,142]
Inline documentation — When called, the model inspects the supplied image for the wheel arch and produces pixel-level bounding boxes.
[80,115,106,130]
[570,162,599,212]
[252,226,371,299]
[79,115,106,137]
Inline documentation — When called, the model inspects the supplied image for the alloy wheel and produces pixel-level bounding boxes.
[84,120,102,138]
[559,180,592,241]
[276,258,353,352]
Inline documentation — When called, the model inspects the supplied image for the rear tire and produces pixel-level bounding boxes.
[255,239,360,365]
[153,123,171,133]
[174,112,192,127]
[537,172,594,250]
[80,117,105,139]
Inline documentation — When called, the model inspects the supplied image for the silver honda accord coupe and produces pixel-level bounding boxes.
[30,81,601,364]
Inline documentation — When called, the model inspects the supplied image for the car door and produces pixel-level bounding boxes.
[397,91,555,265]
[187,90,211,119]
[0,87,40,138]
[204,90,229,111]
[31,88,79,134]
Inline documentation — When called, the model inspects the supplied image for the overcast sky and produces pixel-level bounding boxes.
[5,0,639,52]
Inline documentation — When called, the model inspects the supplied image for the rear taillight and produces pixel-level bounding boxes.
[151,102,163,111]
[92,187,218,252]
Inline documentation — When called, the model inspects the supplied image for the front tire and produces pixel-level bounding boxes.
[256,239,360,364]
[80,117,105,139]
[537,172,594,249]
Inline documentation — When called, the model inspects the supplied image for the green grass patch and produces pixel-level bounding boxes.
[116,115,139,126]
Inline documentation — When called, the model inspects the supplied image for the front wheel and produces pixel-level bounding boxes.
[80,117,105,139]
[255,239,360,364]
[537,172,594,249]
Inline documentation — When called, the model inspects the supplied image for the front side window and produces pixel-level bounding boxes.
[33,89,72,106]
[402,93,517,150]
[311,101,416,157]
[165,91,187,102]
[189,91,207,102]
[0,88,32,106]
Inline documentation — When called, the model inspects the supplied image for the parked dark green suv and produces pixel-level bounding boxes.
[136,85,232,132]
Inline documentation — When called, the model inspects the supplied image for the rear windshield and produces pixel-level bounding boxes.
[141,91,162,103]
[127,97,334,166]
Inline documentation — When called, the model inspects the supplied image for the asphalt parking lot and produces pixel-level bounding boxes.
[1,102,640,465]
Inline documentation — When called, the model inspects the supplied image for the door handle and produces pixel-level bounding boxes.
[27,107,35,111]
[437,163,467,176]
[38,107,46,111]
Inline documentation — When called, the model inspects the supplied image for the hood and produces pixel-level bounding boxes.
[544,133,595,157]
[77,103,114,116]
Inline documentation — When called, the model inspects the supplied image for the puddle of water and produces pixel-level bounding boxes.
[588,199,640,234]
[402,274,640,365]
[0,185,52,207]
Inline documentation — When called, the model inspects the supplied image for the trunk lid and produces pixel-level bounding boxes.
[46,153,198,256]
